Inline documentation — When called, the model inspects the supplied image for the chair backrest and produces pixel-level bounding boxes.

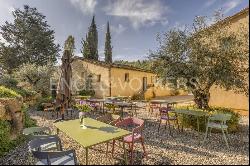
[23,126,52,136]
[149,103,159,107]
[32,149,77,165]
[159,106,172,116]
[96,114,121,125]
[115,117,144,141]
[209,113,232,124]
[28,135,62,152]
[96,114,112,123]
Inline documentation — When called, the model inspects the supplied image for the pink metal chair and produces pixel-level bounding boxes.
[111,117,147,164]
[158,106,180,135]
[149,103,160,116]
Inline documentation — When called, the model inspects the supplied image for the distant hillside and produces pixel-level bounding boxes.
[113,60,153,71]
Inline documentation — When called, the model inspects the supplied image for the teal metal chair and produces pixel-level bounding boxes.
[202,113,232,148]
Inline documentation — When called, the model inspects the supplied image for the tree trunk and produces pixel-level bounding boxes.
[192,89,210,109]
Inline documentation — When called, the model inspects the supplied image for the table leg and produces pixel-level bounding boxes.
[121,107,124,118]
[197,117,200,133]
[123,141,128,165]
[56,128,59,135]
[86,148,89,165]
[102,102,105,114]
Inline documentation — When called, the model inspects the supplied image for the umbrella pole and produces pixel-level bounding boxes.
[61,104,65,120]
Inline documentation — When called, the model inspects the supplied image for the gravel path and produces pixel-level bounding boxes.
[0,105,249,165]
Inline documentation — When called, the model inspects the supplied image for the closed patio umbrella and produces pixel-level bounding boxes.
[56,50,73,119]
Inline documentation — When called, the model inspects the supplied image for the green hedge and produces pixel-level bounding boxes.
[175,106,240,133]
[0,86,21,98]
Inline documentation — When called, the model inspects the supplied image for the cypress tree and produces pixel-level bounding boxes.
[104,22,112,63]
[64,35,75,56]
[81,35,91,59]
[81,15,98,60]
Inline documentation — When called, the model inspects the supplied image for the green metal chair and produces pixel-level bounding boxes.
[202,113,232,148]
[104,103,120,115]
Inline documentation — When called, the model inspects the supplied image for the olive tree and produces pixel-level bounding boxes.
[150,15,249,109]
[14,63,55,96]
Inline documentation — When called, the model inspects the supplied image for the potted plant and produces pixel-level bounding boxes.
[74,101,93,129]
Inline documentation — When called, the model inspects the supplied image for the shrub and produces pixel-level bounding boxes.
[0,120,12,157]
[78,90,95,96]
[131,93,144,101]
[35,96,53,111]
[170,89,180,96]
[0,74,18,88]
[176,106,240,133]
[21,105,37,128]
[0,86,21,98]
[0,120,26,157]
[207,107,240,133]
[12,88,37,98]
[0,105,36,157]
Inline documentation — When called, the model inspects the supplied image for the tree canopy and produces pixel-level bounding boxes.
[14,63,55,96]
[150,14,249,109]
[0,5,60,73]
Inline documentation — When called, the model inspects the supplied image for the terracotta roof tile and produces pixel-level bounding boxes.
[73,56,155,73]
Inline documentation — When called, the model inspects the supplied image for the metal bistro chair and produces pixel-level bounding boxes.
[23,126,52,140]
[202,113,232,149]
[104,102,120,115]
[158,106,180,135]
[149,102,161,117]
[96,113,121,156]
[28,135,62,152]
[126,102,141,117]
[42,103,56,119]
[96,113,121,125]
[28,135,77,165]
[111,117,147,165]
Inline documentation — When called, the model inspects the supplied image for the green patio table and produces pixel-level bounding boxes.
[54,118,131,165]
[173,109,209,133]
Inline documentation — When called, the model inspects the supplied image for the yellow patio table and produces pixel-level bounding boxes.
[173,109,209,133]
[54,118,131,165]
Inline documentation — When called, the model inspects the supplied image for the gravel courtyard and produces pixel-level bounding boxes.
[0,105,249,165]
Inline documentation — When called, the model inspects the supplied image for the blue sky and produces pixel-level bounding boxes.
[0,0,248,62]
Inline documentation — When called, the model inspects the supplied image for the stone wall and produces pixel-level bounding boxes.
[0,98,24,139]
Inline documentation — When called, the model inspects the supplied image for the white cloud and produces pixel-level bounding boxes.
[70,0,97,14]
[100,23,126,35]
[223,0,242,14]
[204,0,217,8]
[110,24,126,35]
[103,0,170,29]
